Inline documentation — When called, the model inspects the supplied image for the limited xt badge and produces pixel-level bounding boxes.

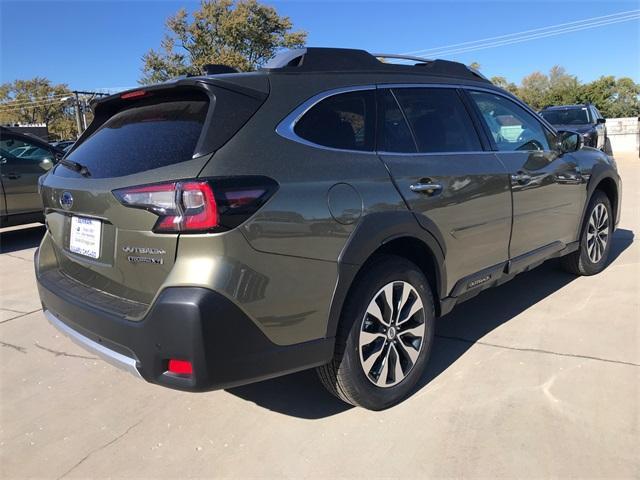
[122,246,166,264]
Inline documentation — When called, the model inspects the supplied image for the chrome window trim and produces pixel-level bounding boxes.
[275,84,377,155]
[378,150,497,157]
[275,82,557,155]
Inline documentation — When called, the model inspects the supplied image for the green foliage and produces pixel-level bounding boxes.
[141,0,307,84]
[0,78,76,140]
[580,76,640,117]
[490,76,519,95]
[502,66,639,116]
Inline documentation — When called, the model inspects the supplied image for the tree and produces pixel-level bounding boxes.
[141,0,307,84]
[546,65,580,106]
[468,62,481,71]
[0,78,76,139]
[518,71,550,110]
[490,76,519,95]
[580,75,640,118]
[490,67,639,118]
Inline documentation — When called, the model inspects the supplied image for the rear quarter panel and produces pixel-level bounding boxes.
[198,73,409,262]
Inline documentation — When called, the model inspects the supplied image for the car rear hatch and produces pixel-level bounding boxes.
[38,76,269,318]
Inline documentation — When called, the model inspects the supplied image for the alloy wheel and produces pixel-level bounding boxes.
[358,281,426,388]
[587,203,609,263]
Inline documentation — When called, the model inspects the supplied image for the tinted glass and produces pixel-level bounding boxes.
[392,88,481,153]
[294,90,375,151]
[540,107,590,125]
[378,89,416,153]
[470,91,552,151]
[59,99,208,178]
[0,136,54,163]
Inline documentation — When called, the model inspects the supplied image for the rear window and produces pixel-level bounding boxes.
[57,98,208,178]
[540,108,590,125]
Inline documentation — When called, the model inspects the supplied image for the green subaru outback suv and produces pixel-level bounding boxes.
[35,48,621,410]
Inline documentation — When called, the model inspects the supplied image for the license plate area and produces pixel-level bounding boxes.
[69,216,102,259]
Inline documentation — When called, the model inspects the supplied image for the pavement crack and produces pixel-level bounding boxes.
[56,420,143,480]
[0,340,27,353]
[436,334,640,368]
[0,308,42,325]
[34,343,97,360]
[0,307,28,314]
[4,253,32,262]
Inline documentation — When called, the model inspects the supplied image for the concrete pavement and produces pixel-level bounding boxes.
[1,153,638,479]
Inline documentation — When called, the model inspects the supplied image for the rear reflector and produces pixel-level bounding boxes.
[168,359,193,375]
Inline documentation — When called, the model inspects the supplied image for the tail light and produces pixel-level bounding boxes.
[113,177,277,233]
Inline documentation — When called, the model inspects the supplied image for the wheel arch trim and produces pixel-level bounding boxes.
[325,211,447,339]
[581,165,621,237]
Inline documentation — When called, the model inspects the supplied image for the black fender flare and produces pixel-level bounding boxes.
[324,210,447,339]
[577,163,621,238]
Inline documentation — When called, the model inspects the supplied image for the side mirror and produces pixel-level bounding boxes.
[597,118,606,124]
[557,130,582,153]
[39,158,54,171]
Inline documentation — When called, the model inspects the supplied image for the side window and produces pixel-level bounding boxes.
[392,88,482,153]
[469,91,552,152]
[294,90,375,151]
[0,136,54,163]
[378,89,416,153]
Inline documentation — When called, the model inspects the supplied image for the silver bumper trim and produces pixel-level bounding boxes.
[44,309,143,379]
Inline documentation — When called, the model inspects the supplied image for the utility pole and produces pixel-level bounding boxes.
[73,91,83,138]
[81,100,88,130]
[71,90,109,136]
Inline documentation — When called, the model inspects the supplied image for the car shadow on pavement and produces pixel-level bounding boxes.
[0,225,46,254]
[414,227,634,399]
[228,228,633,418]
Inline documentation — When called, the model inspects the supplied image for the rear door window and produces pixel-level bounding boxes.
[294,90,375,151]
[58,98,209,178]
[392,88,482,153]
[378,89,416,153]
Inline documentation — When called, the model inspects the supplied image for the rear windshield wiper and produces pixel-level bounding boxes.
[59,158,91,177]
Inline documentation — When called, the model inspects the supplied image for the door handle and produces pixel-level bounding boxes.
[511,171,531,185]
[2,172,21,180]
[410,182,443,195]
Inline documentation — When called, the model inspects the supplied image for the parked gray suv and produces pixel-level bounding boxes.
[36,48,621,410]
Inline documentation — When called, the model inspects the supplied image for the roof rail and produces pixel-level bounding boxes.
[262,48,491,83]
[371,53,434,64]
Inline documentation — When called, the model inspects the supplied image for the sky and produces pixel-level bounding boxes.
[1,0,639,92]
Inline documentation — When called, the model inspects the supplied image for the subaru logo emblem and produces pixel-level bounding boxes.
[60,191,73,210]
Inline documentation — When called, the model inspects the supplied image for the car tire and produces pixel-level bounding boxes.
[561,190,613,276]
[317,255,435,410]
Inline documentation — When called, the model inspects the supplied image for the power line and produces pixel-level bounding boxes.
[0,93,73,108]
[404,9,640,57]
[0,98,73,111]
[0,91,109,112]
[405,9,639,55]
[426,14,640,57]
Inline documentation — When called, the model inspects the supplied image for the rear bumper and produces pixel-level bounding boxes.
[37,272,333,392]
